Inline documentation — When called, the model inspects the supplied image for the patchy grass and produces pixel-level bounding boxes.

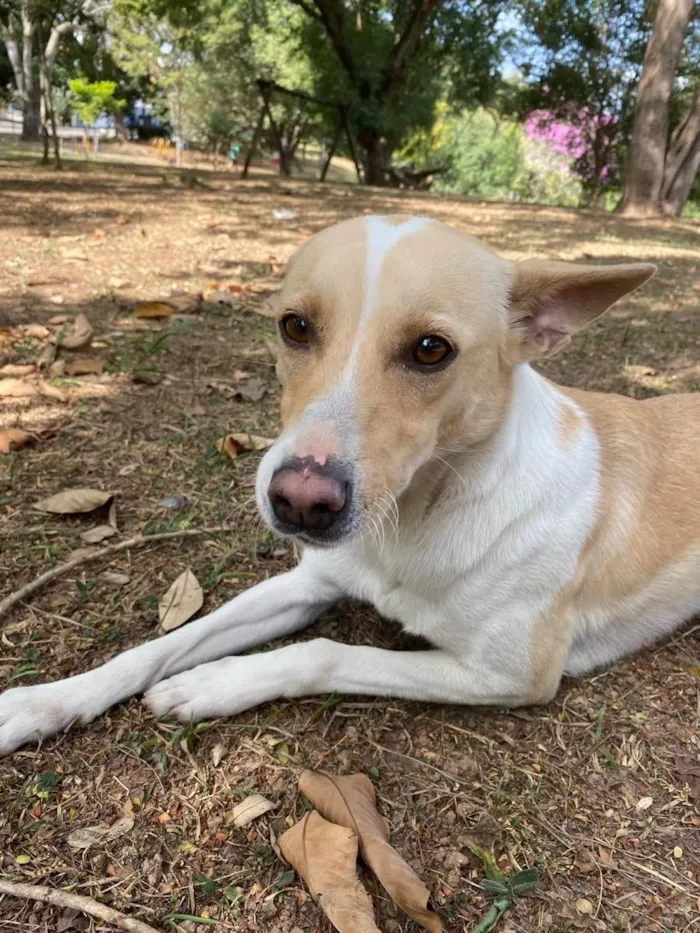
[0,152,699,933]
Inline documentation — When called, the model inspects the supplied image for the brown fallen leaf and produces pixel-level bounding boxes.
[0,363,35,377]
[132,371,163,385]
[81,524,117,544]
[67,816,134,851]
[38,380,68,402]
[48,314,69,326]
[203,289,240,307]
[216,433,275,458]
[0,429,35,454]
[299,771,442,933]
[59,313,94,350]
[158,569,203,632]
[164,293,202,314]
[132,301,175,319]
[37,344,56,370]
[33,488,113,514]
[64,358,104,377]
[230,794,276,827]
[23,323,51,339]
[279,811,381,933]
[0,378,37,398]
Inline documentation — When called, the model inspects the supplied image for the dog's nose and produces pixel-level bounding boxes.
[268,464,347,531]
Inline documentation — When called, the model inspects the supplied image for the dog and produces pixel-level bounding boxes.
[1,214,699,755]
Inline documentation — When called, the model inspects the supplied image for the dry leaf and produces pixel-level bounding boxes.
[0,429,35,454]
[101,571,130,586]
[216,433,275,458]
[67,816,134,850]
[132,301,175,319]
[279,811,380,933]
[39,380,68,402]
[235,377,267,402]
[158,569,203,632]
[203,289,240,307]
[64,358,104,377]
[0,363,35,377]
[575,898,594,915]
[230,794,276,827]
[0,378,37,398]
[60,313,94,350]
[299,771,442,933]
[636,796,653,811]
[164,293,202,314]
[48,314,69,325]
[212,743,225,767]
[33,488,113,514]
[81,524,117,544]
[23,323,51,339]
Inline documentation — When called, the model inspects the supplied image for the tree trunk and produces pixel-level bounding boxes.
[661,85,700,217]
[358,128,386,185]
[617,0,694,216]
[20,3,39,140]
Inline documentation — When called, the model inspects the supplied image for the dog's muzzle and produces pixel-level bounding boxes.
[267,456,353,542]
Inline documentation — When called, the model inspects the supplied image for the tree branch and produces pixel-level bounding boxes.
[286,0,323,23]
[0,880,160,933]
[288,0,366,96]
[379,0,442,100]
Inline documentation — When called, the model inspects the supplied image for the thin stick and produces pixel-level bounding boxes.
[0,879,161,933]
[1,528,231,623]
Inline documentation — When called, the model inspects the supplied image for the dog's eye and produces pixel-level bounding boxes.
[280,313,311,345]
[411,335,454,368]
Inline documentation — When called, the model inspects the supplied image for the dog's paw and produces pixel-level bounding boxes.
[0,681,95,755]
[145,660,254,722]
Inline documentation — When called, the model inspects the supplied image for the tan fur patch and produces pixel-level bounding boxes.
[557,404,581,451]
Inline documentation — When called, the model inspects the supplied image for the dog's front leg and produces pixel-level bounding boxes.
[0,562,340,754]
[145,638,551,722]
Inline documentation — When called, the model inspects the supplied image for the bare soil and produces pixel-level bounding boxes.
[0,149,698,933]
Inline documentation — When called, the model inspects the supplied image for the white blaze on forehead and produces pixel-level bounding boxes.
[361,216,432,326]
[342,215,432,379]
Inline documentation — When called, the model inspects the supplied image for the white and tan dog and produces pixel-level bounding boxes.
[1,215,699,754]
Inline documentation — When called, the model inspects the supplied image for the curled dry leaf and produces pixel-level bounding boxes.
[279,811,380,933]
[60,313,94,350]
[64,358,104,377]
[132,301,175,319]
[0,378,37,398]
[67,816,134,850]
[230,794,276,828]
[299,770,442,933]
[216,433,275,459]
[33,488,113,515]
[0,363,35,377]
[158,569,203,632]
[0,429,35,455]
[81,524,117,544]
[39,380,68,402]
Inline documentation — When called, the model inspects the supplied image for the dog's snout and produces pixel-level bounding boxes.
[268,462,348,532]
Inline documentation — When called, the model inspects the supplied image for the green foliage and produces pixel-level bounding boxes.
[67,78,126,126]
[430,107,581,206]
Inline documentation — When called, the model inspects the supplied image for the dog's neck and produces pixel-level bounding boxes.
[395,365,577,527]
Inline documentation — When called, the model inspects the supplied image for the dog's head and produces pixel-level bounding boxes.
[256,215,654,547]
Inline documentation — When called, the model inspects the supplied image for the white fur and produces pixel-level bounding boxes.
[0,220,694,754]
[0,366,609,752]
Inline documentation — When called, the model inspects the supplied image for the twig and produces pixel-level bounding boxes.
[0,879,161,933]
[0,528,231,623]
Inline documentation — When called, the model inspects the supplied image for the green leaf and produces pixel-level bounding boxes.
[273,869,295,891]
[509,867,539,895]
[471,895,510,933]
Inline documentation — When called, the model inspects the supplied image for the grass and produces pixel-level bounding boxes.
[0,144,699,933]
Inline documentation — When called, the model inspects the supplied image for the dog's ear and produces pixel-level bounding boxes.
[505,259,655,362]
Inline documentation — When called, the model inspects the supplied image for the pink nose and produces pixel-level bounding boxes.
[268,466,347,532]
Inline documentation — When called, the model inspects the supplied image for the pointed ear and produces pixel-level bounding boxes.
[505,259,656,363]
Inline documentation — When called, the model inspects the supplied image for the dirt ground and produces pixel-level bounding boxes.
[0,148,699,933]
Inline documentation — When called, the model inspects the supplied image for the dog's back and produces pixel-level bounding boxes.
[563,388,700,673]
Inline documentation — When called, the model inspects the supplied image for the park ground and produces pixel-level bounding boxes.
[0,143,699,933]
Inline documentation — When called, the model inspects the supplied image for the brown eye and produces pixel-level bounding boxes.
[280,313,310,345]
[411,335,454,368]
